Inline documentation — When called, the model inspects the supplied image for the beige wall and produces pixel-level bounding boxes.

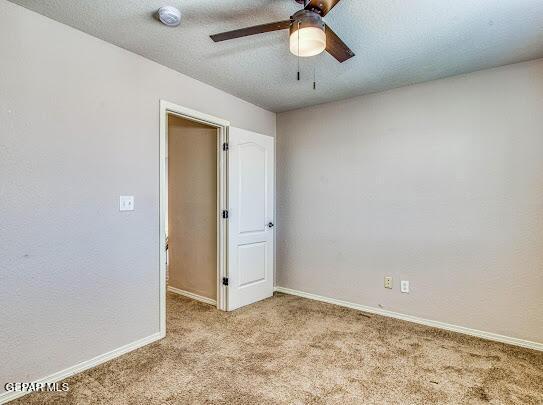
[0,0,274,391]
[277,59,543,344]
[167,116,217,300]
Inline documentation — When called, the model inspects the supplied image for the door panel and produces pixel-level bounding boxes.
[227,127,274,310]
[239,142,267,234]
[238,242,267,287]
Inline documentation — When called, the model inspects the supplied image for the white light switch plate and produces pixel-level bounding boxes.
[400,280,409,293]
[119,196,134,211]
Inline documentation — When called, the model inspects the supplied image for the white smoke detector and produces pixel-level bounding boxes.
[158,6,181,27]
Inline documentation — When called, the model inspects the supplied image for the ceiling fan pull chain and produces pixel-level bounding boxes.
[297,21,301,80]
[313,65,316,90]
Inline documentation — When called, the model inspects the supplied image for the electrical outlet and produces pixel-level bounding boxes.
[401,280,409,293]
[384,276,392,289]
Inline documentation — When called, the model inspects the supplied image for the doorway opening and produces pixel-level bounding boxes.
[166,114,218,305]
[159,101,229,336]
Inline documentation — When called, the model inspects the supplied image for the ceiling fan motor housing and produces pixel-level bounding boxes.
[291,10,324,31]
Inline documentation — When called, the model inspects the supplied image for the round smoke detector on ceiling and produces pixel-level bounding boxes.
[158,6,181,27]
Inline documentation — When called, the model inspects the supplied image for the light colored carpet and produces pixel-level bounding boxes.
[13,292,543,404]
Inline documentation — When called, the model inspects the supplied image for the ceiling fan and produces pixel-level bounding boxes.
[210,0,355,63]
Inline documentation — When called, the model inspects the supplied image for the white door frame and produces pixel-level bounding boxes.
[159,100,230,337]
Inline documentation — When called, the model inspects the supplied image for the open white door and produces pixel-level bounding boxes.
[227,127,274,311]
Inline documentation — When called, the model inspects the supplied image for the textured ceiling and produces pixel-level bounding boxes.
[9,0,543,112]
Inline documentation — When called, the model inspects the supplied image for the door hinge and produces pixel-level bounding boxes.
[222,277,229,286]
[222,210,229,219]
[222,142,229,151]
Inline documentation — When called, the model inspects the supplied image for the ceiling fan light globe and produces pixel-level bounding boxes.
[289,26,326,57]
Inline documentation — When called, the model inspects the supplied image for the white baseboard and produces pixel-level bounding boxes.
[168,286,216,306]
[0,332,163,404]
[274,286,543,352]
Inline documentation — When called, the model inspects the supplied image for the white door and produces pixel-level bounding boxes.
[227,127,274,311]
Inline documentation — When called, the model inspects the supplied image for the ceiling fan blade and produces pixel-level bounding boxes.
[210,20,292,42]
[304,0,342,16]
[325,24,354,63]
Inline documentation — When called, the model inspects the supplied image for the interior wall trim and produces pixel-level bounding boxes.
[0,332,163,404]
[167,286,217,306]
[274,286,543,352]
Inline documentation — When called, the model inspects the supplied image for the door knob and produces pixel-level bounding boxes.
[267,222,274,228]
